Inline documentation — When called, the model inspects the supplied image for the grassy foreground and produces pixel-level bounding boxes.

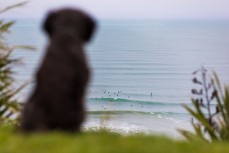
[0,127,229,153]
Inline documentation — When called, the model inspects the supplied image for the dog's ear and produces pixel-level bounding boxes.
[83,16,96,42]
[43,11,57,36]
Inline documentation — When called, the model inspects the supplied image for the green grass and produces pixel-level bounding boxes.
[0,127,229,153]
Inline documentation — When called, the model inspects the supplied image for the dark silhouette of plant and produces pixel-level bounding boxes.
[179,67,229,142]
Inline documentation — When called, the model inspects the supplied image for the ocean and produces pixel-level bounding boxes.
[8,19,229,137]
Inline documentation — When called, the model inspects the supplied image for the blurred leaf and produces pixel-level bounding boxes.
[0,21,15,32]
[192,77,202,85]
[192,123,206,141]
[213,71,222,92]
[182,103,217,140]
[0,1,28,14]
[12,45,37,51]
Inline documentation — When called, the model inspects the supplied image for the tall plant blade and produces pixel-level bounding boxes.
[224,87,229,119]
[182,104,217,140]
[0,1,28,14]
[12,45,36,51]
[0,21,15,32]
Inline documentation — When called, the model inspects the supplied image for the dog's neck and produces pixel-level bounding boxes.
[51,27,82,41]
[51,32,82,44]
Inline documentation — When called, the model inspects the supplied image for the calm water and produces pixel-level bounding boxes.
[8,19,229,137]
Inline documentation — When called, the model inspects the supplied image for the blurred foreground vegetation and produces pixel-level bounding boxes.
[0,1,34,124]
[0,126,229,153]
[180,68,229,142]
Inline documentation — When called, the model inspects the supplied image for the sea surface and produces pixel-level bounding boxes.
[7,19,229,137]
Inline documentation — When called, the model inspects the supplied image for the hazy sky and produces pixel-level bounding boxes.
[1,0,229,19]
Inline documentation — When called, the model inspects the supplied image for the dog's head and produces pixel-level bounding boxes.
[43,8,96,42]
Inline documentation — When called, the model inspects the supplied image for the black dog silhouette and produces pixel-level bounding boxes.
[21,8,96,132]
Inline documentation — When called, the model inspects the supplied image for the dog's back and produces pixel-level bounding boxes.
[21,8,96,132]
